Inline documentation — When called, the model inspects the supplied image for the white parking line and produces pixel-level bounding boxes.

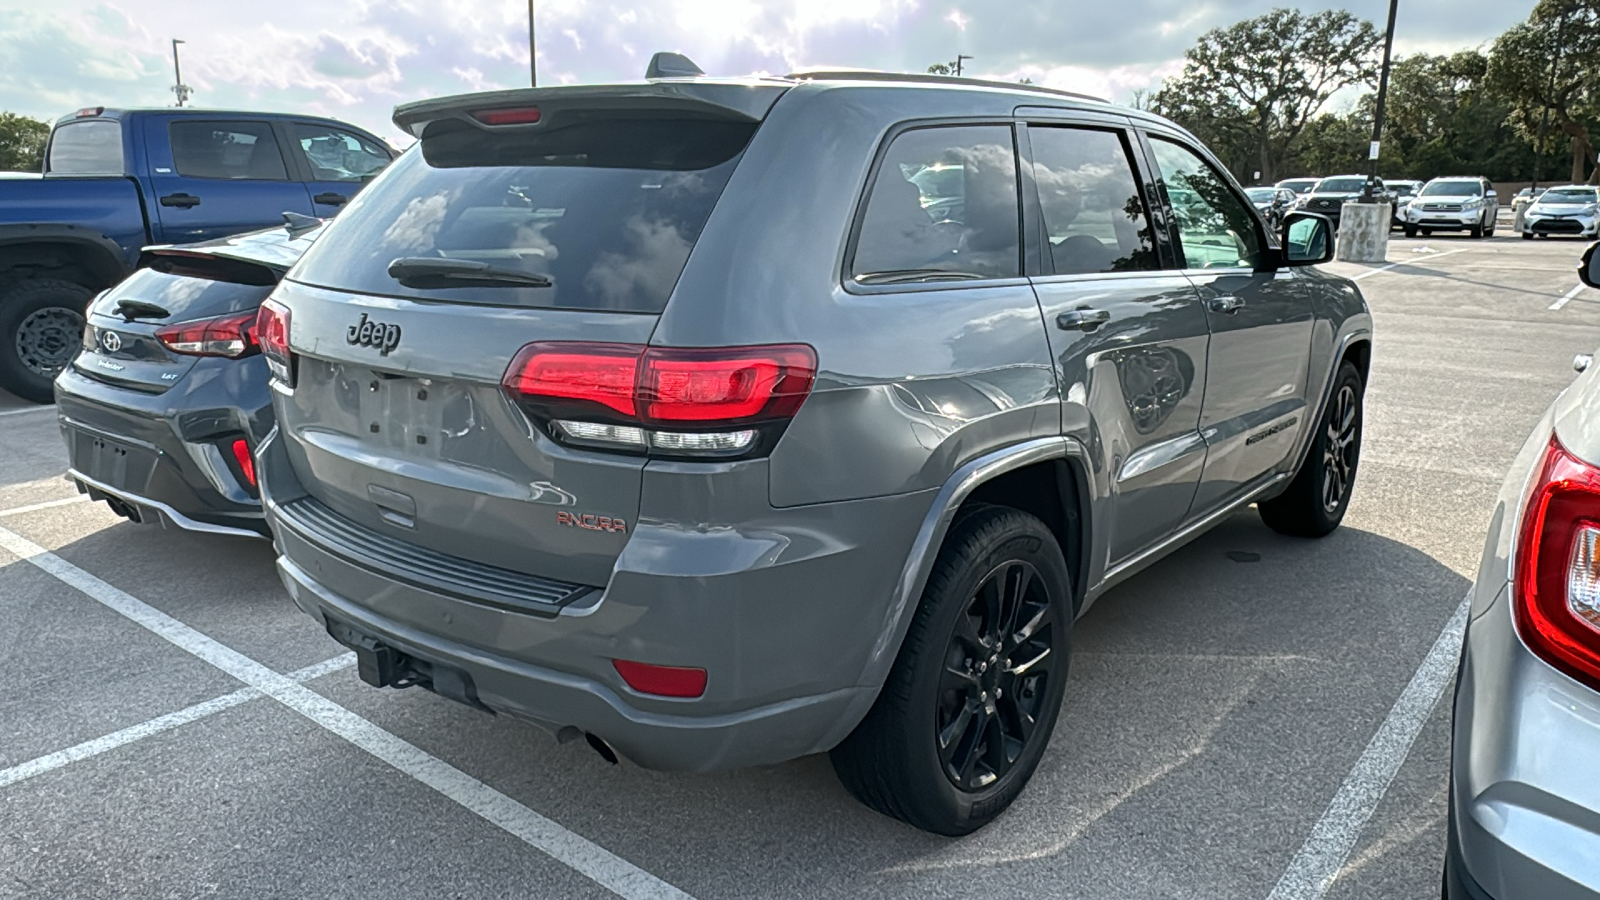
[0,524,695,900]
[0,405,54,418]
[0,495,88,518]
[1264,593,1470,900]
[0,653,354,790]
[1550,284,1585,310]
[1350,247,1473,282]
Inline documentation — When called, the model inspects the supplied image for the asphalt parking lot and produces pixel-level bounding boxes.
[2,231,1596,900]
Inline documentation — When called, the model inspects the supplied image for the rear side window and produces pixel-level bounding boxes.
[1029,126,1158,276]
[46,120,123,175]
[852,125,1020,283]
[290,117,756,313]
[169,121,289,180]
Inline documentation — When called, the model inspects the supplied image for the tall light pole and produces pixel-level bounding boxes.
[170,39,192,107]
[1360,0,1399,202]
[527,0,537,87]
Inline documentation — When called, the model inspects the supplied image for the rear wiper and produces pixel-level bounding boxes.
[114,299,170,322]
[388,257,553,289]
[855,269,985,285]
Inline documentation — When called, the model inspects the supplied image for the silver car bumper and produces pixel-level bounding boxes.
[1525,212,1600,237]
[1450,580,1600,899]
[1406,208,1485,228]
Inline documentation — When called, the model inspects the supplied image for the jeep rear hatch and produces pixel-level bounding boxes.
[274,92,780,588]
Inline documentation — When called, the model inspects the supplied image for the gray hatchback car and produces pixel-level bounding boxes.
[256,64,1372,835]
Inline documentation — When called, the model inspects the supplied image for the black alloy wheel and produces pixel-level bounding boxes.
[1321,383,1359,514]
[1259,361,1364,538]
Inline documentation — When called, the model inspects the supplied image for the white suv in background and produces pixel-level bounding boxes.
[1402,177,1500,239]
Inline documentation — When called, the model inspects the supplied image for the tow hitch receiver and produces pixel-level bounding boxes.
[327,619,402,688]
[323,618,489,712]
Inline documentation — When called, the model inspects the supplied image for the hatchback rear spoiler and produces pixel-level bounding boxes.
[393,81,790,138]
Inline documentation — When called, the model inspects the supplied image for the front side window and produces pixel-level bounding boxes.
[46,120,123,175]
[169,121,289,180]
[1029,126,1158,276]
[852,125,1020,283]
[1149,137,1263,270]
[293,123,391,182]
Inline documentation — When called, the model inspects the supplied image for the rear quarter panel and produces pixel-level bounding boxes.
[0,177,148,267]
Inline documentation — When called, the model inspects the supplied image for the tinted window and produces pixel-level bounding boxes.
[293,123,391,182]
[852,125,1020,282]
[291,117,755,313]
[1150,138,1263,270]
[1030,127,1158,276]
[46,120,123,175]
[169,121,289,180]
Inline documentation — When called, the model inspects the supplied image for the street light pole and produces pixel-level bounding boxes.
[955,54,973,77]
[527,0,537,87]
[170,39,191,107]
[1361,0,1399,202]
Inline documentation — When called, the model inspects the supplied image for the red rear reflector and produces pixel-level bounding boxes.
[231,438,256,487]
[612,659,707,698]
[1514,435,1600,692]
[155,310,260,358]
[472,107,542,126]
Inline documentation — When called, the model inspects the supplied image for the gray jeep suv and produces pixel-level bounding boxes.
[256,66,1371,835]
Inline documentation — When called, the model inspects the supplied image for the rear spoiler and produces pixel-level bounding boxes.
[392,81,790,139]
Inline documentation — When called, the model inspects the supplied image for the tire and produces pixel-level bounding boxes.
[830,506,1072,836]
[1259,362,1364,538]
[1421,228,1433,236]
[0,278,92,403]
[1485,215,1496,237]
[1522,232,1535,241]
[1403,225,1418,238]
[1469,220,1483,239]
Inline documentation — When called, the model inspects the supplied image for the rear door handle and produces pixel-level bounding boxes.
[1056,308,1111,332]
[313,192,349,207]
[159,193,200,208]
[1208,295,1246,314]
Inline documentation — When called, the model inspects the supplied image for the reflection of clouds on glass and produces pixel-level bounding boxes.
[381,189,457,254]
[584,215,693,309]
[511,221,558,260]
[157,276,209,307]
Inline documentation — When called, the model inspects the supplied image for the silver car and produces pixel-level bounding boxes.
[1523,185,1600,240]
[1446,243,1600,897]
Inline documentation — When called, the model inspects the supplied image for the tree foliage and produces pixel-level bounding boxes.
[0,112,48,173]
[1487,0,1600,184]
[1149,8,1379,183]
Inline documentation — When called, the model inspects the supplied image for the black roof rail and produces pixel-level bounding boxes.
[784,68,1108,104]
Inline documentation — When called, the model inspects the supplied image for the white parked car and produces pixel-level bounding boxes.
[1522,185,1600,240]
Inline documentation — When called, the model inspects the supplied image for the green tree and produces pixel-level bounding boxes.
[1487,0,1600,184]
[927,61,959,76]
[0,112,48,172]
[1149,8,1380,182]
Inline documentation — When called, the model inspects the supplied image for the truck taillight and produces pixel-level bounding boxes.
[501,342,817,457]
[155,310,260,358]
[256,299,293,385]
[1514,435,1600,692]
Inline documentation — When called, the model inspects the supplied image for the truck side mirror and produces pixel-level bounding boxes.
[1282,211,1334,266]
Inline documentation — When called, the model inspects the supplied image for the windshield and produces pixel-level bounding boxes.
[1245,188,1276,202]
[1279,179,1318,192]
[289,116,756,313]
[1420,181,1481,198]
[1316,178,1367,193]
[1541,188,1598,204]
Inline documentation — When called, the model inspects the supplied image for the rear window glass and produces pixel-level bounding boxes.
[106,267,274,321]
[169,121,290,180]
[47,120,123,175]
[289,117,756,313]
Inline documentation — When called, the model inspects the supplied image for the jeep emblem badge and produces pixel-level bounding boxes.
[346,312,402,356]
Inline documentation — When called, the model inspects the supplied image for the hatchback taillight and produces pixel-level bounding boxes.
[256,299,293,384]
[155,310,260,358]
[501,342,817,457]
[1514,435,1600,692]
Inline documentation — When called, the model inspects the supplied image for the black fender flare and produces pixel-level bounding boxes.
[0,224,134,289]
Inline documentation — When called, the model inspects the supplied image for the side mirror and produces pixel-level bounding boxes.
[1582,241,1600,290]
[1282,211,1334,266]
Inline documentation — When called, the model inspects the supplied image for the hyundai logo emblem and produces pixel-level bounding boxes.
[100,331,122,353]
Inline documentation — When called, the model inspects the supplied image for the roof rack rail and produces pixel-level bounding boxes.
[784,68,1108,104]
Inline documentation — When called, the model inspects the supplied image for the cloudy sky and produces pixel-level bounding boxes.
[0,0,1535,145]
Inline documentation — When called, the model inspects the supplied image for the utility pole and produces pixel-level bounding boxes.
[527,0,537,87]
[1533,6,1571,192]
[170,39,192,107]
[955,54,973,77]
[1360,0,1399,202]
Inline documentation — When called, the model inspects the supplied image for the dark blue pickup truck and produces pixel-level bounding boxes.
[0,107,394,401]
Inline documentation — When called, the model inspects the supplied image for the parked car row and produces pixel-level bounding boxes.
[1254,174,1502,239]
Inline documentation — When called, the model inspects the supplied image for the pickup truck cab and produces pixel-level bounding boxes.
[0,106,394,401]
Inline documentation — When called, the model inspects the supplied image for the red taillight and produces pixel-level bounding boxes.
[1514,435,1600,692]
[472,107,542,126]
[230,438,256,488]
[501,342,817,457]
[612,659,707,698]
[155,310,260,358]
[256,299,293,384]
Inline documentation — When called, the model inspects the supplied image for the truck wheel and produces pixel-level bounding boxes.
[830,506,1072,836]
[1259,362,1364,538]
[0,278,92,403]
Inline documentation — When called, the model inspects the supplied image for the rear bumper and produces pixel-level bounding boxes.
[1449,580,1600,900]
[258,426,935,772]
[53,362,272,537]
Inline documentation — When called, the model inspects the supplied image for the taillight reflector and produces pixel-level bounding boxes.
[155,310,261,358]
[504,342,643,418]
[472,107,542,126]
[612,659,707,698]
[256,299,292,382]
[231,438,256,488]
[1514,435,1600,692]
